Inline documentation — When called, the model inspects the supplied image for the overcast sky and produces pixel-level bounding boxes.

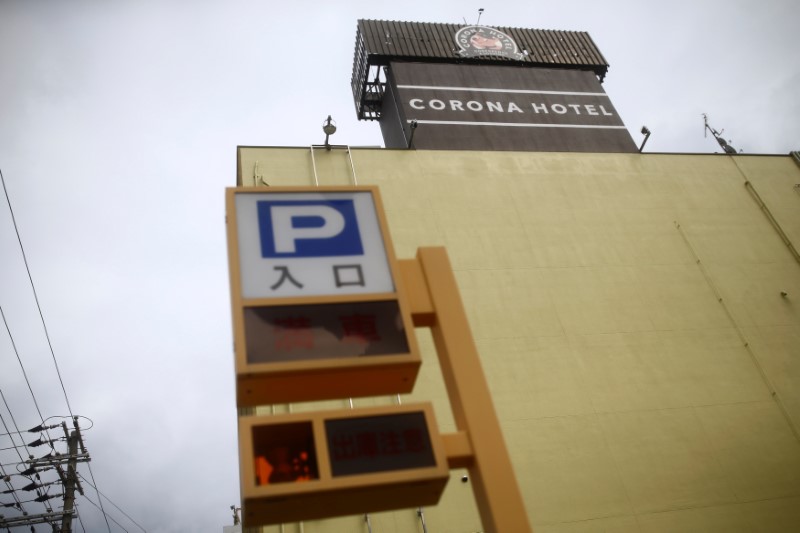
[1,1,798,531]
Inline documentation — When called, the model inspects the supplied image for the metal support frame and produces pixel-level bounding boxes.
[352,55,386,120]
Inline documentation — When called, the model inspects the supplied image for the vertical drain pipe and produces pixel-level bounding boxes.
[347,146,359,185]
[732,157,800,267]
[417,507,429,533]
[309,146,320,186]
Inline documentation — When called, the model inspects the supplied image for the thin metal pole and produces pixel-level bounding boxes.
[347,146,359,185]
[417,507,429,533]
[309,146,320,186]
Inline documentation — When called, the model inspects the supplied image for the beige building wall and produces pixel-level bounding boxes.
[237,147,800,532]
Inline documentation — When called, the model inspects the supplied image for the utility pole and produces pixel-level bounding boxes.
[58,418,85,533]
[60,428,78,532]
[0,418,89,532]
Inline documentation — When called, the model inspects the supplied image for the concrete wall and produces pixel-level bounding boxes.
[237,147,800,532]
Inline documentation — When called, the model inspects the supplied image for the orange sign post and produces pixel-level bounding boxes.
[400,248,532,532]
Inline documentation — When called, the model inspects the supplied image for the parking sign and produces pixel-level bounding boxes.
[226,186,420,407]
[234,190,395,298]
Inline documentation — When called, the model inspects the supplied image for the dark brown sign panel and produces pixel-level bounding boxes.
[382,62,638,153]
[325,411,436,477]
[243,300,409,363]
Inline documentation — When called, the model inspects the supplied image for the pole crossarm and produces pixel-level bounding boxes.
[0,510,72,527]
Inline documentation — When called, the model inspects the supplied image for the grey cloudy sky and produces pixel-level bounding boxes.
[0,1,798,531]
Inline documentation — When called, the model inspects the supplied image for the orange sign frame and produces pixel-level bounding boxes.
[238,403,448,527]
[226,186,421,406]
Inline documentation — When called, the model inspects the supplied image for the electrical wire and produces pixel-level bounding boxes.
[77,472,147,532]
[0,422,61,438]
[0,306,61,517]
[0,390,61,517]
[76,503,87,533]
[2,167,115,530]
[41,414,95,431]
[0,306,50,434]
[77,493,131,533]
[0,393,36,514]
[0,461,25,512]
[84,461,112,532]
[0,168,75,419]
[1,305,59,455]
[5,494,62,506]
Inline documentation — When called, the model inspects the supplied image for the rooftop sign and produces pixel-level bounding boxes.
[455,25,524,60]
[386,62,638,152]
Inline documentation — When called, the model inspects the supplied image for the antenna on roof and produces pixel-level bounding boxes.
[476,8,485,25]
[702,113,738,154]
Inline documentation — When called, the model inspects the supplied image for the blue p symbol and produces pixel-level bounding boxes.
[257,200,364,257]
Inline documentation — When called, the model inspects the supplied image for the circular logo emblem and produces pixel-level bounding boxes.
[455,26,523,60]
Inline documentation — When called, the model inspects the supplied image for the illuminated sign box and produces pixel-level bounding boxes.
[239,403,449,527]
[226,186,421,406]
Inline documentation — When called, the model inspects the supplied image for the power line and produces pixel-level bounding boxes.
[0,401,35,515]
[76,504,87,533]
[1,167,75,418]
[77,494,131,533]
[1,167,118,531]
[0,393,34,468]
[1,305,59,454]
[78,472,148,533]
[77,439,111,532]
[0,459,26,513]
[0,421,62,438]
[1,306,49,425]
[0,304,64,519]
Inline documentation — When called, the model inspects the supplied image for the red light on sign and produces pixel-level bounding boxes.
[251,422,318,485]
[239,404,448,528]
[271,316,314,351]
[340,312,382,345]
[243,300,408,364]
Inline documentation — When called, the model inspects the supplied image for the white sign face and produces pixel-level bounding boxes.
[234,191,395,298]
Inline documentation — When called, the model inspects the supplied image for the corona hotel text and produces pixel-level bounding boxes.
[407,99,615,116]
